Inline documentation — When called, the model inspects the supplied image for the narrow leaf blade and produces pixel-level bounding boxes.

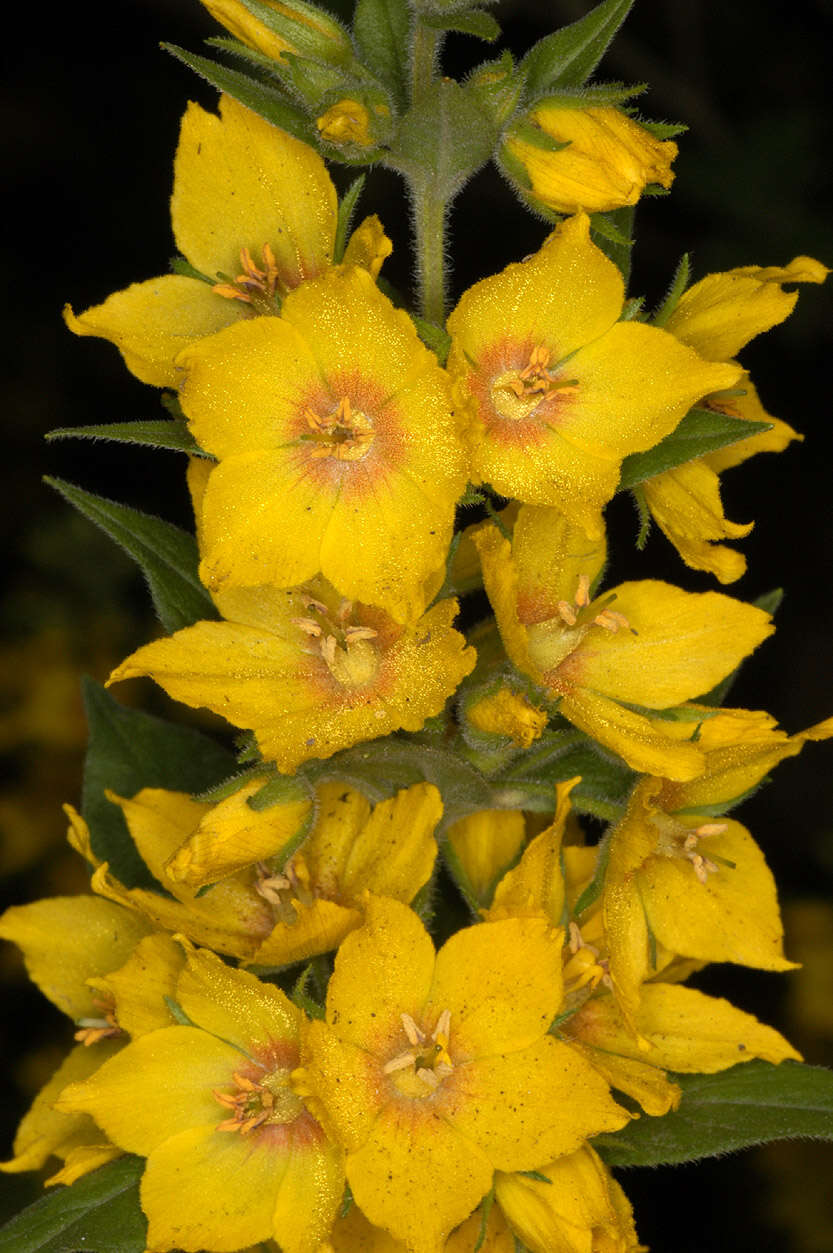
[617,409,771,490]
[352,0,410,107]
[0,1156,146,1253]
[520,0,634,97]
[46,421,204,455]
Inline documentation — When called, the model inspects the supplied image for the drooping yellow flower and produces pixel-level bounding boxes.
[601,709,833,1027]
[494,1145,646,1253]
[473,506,773,780]
[446,213,741,537]
[65,95,386,388]
[57,948,344,1253]
[177,266,466,621]
[503,102,676,215]
[642,255,828,580]
[302,896,628,1252]
[171,780,443,967]
[108,580,474,773]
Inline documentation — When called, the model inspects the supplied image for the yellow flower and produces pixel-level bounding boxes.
[642,255,828,580]
[57,948,344,1253]
[64,94,371,387]
[171,780,443,967]
[446,213,740,536]
[503,103,676,215]
[445,808,526,908]
[108,580,474,773]
[177,266,466,621]
[473,506,773,780]
[302,896,627,1252]
[200,0,353,65]
[494,1145,646,1253]
[601,709,833,1028]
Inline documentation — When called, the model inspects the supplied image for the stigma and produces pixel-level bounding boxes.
[382,1010,454,1095]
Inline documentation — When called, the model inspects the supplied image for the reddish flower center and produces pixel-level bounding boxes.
[301,395,375,462]
[490,343,578,423]
[212,244,283,312]
[213,1066,304,1135]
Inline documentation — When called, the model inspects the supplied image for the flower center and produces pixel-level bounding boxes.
[213,1067,303,1135]
[651,812,730,884]
[491,344,578,423]
[561,921,610,1012]
[74,996,123,1047]
[212,244,283,313]
[527,575,633,674]
[254,855,316,924]
[302,396,375,461]
[292,594,380,689]
[382,1011,454,1098]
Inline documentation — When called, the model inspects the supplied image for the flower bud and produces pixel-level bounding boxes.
[200,0,353,66]
[502,101,677,215]
[467,685,548,748]
[316,95,394,157]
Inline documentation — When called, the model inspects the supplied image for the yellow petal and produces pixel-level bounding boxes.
[559,688,705,781]
[250,898,362,967]
[338,783,441,902]
[426,917,564,1059]
[564,1039,681,1117]
[176,947,302,1054]
[512,506,607,620]
[472,522,541,681]
[342,214,393,279]
[93,932,186,1038]
[64,276,242,388]
[705,376,801,473]
[45,1143,122,1188]
[0,896,152,1020]
[446,809,526,906]
[667,256,829,362]
[107,788,209,892]
[302,1019,386,1152]
[642,460,752,584]
[487,780,579,924]
[173,95,336,288]
[269,1133,346,1253]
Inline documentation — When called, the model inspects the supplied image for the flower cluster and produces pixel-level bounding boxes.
[3,2,831,1250]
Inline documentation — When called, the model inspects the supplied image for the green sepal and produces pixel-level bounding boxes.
[617,408,772,491]
[640,117,688,139]
[594,1060,833,1167]
[467,51,521,127]
[589,206,634,283]
[652,252,691,327]
[80,678,235,890]
[163,996,196,1026]
[524,81,646,111]
[45,477,216,634]
[572,830,612,916]
[506,117,571,154]
[473,1186,496,1253]
[422,8,501,41]
[219,0,354,66]
[247,772,315,812]
[519,0,634,98]
[352,0,410,108]
[169,254,214,283]
[333,173,366,263]
[391,79,496,198]
[192,764,274,804]
[163,44,314,144]
[46,421,206,457]
[0,1156,147,1253]
[291,963,327,1020]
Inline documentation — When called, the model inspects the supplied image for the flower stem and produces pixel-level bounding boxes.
[409,18,447,326]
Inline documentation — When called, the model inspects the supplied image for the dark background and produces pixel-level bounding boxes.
[2,1,832,1248]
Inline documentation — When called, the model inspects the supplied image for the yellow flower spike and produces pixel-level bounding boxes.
[504,102,677,216]
[177,267,466,621]
[474,509,774,780]
[303,896,628,1252]
[495,1145,645,1253]
[65,95,388,388]
[486,779,581,924]
[108,582,474,773]
[445,809,526,906]
[446,213,741,534]
[56,949,344,1253]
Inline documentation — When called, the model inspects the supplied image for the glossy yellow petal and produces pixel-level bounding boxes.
[472,523,541,681]
[346,1101,493,1253]
[56,1027,243,1153]
[0,896,152,1020]
[1,1041,122,1174]
[339,783,441,901]
[269,1132,346,1253]
[511,507,607,619]
[487,780,579,924]
[446,809,526,906]
[327,1203,407,1251]
[92,932,185,1039]
[573,983,801,1072]
[45,1144,122,1188]
[559,689,704,781]
[302,1019,387,1152]
[173,95,336,289]
[642,459,752,583]
[446,1037,628,1170]
[168,779,312,886]
[342,214,393,279]
[570,580,773,708]
[667,256,829,362]
[177,948,302,1054]
[564,1039,681,1117]
[64,276,242,388]
[107,788,209,892]
[251,898,362,967]
[426,917,564,1060]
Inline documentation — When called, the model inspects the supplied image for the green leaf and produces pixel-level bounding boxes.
[333,173,366,263]
[81,679,235,889]
[594,1061,833,1168]
[45,477,216,633]
[46,420,205,456]
[162,44,314,144]
[519,0,634,96]
[0,1156,146,1253]
[652,252,691,327]
[392,79,496,198]
[495,730,635,822]
[423,9,501,41]
[617,408,771,491]
[353,0,410,107]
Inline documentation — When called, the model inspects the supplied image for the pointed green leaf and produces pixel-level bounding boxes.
[81,678,235,889]
[519,0,634,97]
[353,0,410,107]
[652,252,691,327]
[46,421,205,456]
[333,173,366,263]
[45,477,216,633]
[590,205,634,284]
[617,409,771,490]
[162,44,314,143]
[0,1156,146,1253]
[423,9,501,41]
[594,1061,833,1168]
